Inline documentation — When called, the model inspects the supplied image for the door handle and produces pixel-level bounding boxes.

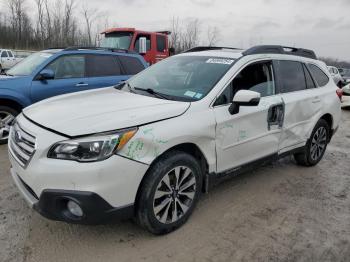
[75,82,88,87]
[312,99,321,103]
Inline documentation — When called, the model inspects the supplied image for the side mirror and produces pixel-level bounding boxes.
[38,69,54,80]
[229,90,261,115]
[138,37,147,54]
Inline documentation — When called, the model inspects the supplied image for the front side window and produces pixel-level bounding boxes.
[7,52,53,76]
[1,51,8,58]
[86,55,121,77]
[126,56,234,101]
[8,51,13,57]
[308,64,329,87]
[46,55,85,79]
[277,60,306,93]
[214,61,275,106]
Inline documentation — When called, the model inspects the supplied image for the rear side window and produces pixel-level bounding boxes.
[86,55,121,77]
[1,51,8,58]
[303,64,316,89]
[157,35,166,52]
[308,64,329,87]
[118,56,145,75]
[277,60,306,93]
[8,51,13,57]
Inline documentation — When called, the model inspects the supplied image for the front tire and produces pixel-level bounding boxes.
[0,106,18,145]
[294,119,330,166]
[136,151,202,235]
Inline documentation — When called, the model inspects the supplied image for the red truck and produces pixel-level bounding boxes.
[100,28,173,65]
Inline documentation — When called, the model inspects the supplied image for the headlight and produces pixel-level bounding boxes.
[48,128,137,162]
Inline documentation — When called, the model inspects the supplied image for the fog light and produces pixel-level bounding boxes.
[67,200,83,217]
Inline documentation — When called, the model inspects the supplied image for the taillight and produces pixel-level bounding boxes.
[336,88,343,101]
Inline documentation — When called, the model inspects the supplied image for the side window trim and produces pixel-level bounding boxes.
[212,59,276,107]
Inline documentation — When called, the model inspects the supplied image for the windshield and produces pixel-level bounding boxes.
[126,56,235,101]
[7,52,52,76]
[100,32,133,50]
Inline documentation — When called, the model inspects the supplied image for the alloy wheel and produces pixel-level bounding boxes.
[0,111,15,142]
[310,126,327,161]
[153,166,196,224]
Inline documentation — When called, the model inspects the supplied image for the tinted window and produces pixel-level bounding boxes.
[303,64,316,89]
[8,51,13,57]
[277,61,306,93]
[308,64,329,87]
[214,61,275,106]
[1,51,8,58]
[86,55,121,77]
[157,35,166,52]
[118,56,145,75]
[46,55,85,79]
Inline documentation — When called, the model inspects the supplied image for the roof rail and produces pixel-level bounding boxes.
[184,46,242,53]
[243,45,317,59]
[62,46,136,54]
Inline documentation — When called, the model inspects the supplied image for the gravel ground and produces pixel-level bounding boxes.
[1,110,349,262]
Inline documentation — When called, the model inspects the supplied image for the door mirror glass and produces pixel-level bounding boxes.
[138,37,147,54]
[38,69,55,80]
[229,90,260,115]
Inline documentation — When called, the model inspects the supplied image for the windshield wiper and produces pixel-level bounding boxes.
[133,87,173,100]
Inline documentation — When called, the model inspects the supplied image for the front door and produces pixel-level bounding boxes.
[214,60,284,172]
[31,54,88,102]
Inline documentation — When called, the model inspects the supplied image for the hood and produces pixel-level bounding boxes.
[24,87,190,137]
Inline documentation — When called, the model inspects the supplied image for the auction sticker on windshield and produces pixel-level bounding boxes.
[206,58,234,65]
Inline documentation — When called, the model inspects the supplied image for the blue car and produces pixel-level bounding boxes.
[0,47,147,144]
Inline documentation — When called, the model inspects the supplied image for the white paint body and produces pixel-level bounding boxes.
[328,66,343,86]
[9,50,341,210]
[0,49,21,70]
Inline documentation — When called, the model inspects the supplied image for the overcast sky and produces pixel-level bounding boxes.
[2,0,350,60]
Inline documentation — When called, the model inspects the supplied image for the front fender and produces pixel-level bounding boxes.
[0,88,31,108]
[118,109,217,173]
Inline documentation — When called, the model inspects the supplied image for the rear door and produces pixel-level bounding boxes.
[275,60,321,153]
[86,54,128,88]
[31,54,88,102]
[214,60,284,172]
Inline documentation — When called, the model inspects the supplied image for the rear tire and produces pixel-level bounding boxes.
[136,151,202,235]
[0,106,19,145]
[294,119,330,166]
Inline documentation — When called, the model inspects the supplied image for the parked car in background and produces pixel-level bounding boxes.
[8,45,341,234]
[339,68,350,83]
[0,49,22,72]
[328,66,344,87]
[341,83,350,108]
[0,47,147,144]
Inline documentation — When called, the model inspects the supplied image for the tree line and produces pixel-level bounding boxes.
[0,0,220,53]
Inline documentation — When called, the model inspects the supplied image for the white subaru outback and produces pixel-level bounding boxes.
[8,45,341,234]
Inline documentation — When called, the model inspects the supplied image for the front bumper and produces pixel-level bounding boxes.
[11,168,134,224]
[9,114,149,224]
